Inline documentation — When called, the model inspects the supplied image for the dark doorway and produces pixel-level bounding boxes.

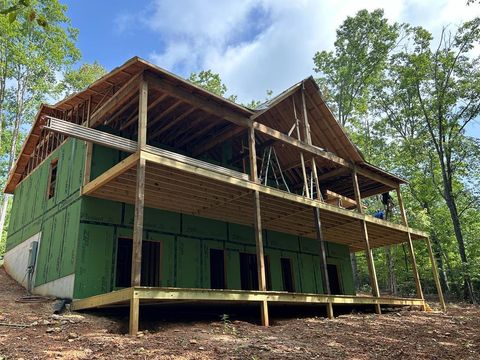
[239,253,271,291]
[327,263,342,295]
[240,253,258,290]
[281,258,295,292]
[210,249,226,289]
[115,238,161,288]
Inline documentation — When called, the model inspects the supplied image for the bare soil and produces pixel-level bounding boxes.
[0,267,479,360]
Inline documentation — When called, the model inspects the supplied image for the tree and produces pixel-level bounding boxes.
[0,0,80,247]
[313,9,400,128]
[58,61,107,96]
[375,19,480,303]
[313,9,401,292]
[188,70,237,102]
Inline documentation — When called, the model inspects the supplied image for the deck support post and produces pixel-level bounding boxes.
[131,76,148,289]
[314,207,330,294]
[395,186,425,309]
[352,167,381,314]
[82,96,92,186]
[248,125,269,326]
[326,302,334,319]
[301,85,330,298]
[129,291,140,335]
[425,237,447,312]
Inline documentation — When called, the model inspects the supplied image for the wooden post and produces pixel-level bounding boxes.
[314,207,330,294]
[129,292,140,335]
[352,167,381,314]
[131,78,148,287]
[326,302,334,319]
[83,97,93,186]
[301,86,331,300]
[395,186,425,306]
[248,125,269,326]
[425,237,447,312]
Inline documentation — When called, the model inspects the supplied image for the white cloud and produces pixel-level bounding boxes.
[141,0,477,103]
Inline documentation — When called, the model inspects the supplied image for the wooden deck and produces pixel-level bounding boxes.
[71,287,426,335]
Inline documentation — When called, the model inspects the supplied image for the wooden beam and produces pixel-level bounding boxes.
[253,122,350,168]
[72,287,426,310]
[396,186,425,305]
[90,72,142,127]
[317,167,348,182]
[314,207,330,294]
[138,79,148,149]
[352,167,381,314]
[249,125,268,326]
[326,302,334,319]
[120,93,168,131]
[149,107,195,139]
[129,292,140,335]
[253,122,399,189]
[145,72,250,127]
[131,79,148,287]
[82,152,139,195]
[146,99,182,129]
[192,125,245,156]
[70,287,133,310]
[139,149,427,238]
[83,97,93,186]
[425,237,447,312]
[248,126,258,182]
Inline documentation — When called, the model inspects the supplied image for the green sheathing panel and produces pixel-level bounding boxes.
[74,223,114,298]
[73,194,355,298]
[5,139,84,287]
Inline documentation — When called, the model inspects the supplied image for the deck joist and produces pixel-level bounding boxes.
[71,287,426,311]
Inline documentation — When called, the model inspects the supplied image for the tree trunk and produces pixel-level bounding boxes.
[0,73,26,244]
[430,232,449,293]
[0,195,10,243]
[443,189,475,303]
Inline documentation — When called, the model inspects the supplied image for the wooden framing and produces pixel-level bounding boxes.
[352,167,382,314]
[396,186,425,305]
[83,97,93,186]
[145,72,250,128]
[71,286,426,334]
[425,237,447,312]
[131,79,148,291]
[13,64,442,335]
[89,73,142,128]
[248,125,269,326]
[82,153,139,195]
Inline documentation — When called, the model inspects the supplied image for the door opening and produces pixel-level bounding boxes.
[327,263,342,295]
[115,238,161,287]
[239,253,271,291]
[281,258,295,292]
[210,249,226,289]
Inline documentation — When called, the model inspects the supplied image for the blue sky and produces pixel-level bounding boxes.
[63,0,480,138]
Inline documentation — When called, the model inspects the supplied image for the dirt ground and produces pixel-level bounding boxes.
[0,267,479,360]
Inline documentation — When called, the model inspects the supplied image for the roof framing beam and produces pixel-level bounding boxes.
[89,72,143,128]
[145,72,251,128]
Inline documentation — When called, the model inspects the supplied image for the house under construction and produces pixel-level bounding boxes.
[3,57,445,334]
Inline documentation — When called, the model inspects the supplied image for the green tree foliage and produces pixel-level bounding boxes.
[0,0,81,250]
[58,61,107,96]
[313,9,400,128]
[188,70,238,102]
[314,9,480,302]
[376,19,480,302]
